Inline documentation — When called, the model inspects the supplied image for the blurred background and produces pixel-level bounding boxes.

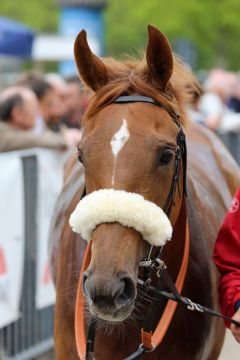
[1,0,240,76]
[0,1,239,359]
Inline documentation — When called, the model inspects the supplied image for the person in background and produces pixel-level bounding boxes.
[228,77,240,113]
[198,69,229,130]
[45,73,69,128]
[187,82,204,125]
[189,69,240,133]
[17,73,82,146]
[213,188,240,343]
[17,74,61,130]
[64,75,91,128]
[0,86,67,152]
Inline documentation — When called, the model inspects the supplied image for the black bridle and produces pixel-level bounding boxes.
[84,95,240,360]
[114,95,187,216]
[113,96,187,271]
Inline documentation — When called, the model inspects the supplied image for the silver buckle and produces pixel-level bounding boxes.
[139,343,156,353]
[152,259,167,277]
[186,298,204,312]
[139,259,152,267]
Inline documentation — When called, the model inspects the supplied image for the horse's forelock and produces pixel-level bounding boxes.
[82,55,200,126]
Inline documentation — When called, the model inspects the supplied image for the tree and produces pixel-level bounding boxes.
[105,0,240,70]
[1,0,240,70]
[0,0,59,32]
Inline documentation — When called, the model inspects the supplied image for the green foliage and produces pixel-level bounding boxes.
[1,0,240,70]
[0,0,59,32]
[105,0,240,70]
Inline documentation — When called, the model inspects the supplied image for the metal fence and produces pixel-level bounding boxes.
[219,132,240,165]
[0,156,54,360]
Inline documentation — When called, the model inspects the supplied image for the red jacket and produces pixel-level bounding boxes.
[213,188,240,326]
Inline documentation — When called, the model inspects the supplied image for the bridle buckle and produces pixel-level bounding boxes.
[152,259,167,278]
[139,259,153,267]
[152,258,166,270]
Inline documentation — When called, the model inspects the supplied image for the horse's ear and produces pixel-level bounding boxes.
[146,25,173,89]
[74,30,108,91]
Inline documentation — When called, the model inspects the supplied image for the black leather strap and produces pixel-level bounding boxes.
[137,275,240,328]
[113,95,161,106]
[86,319,97,359]
[113,95,180,120]
[124,346,146,360]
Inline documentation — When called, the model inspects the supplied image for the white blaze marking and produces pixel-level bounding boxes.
[110,119,130,185]
[111,119,129,157]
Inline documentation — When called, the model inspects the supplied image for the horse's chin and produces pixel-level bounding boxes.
[89,302,134,323]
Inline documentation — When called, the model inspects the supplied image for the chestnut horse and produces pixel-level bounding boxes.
[50,26,240,359]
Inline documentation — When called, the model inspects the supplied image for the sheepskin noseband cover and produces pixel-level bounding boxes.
[69,189,172,247]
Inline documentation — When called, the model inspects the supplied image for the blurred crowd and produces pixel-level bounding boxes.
[0,71,91,153]
[0,68,240,155]
[189,69,240,133]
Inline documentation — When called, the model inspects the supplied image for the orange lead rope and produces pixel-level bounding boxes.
[75,241,92,360]
[75,221,190,359]
[141,220,190,350]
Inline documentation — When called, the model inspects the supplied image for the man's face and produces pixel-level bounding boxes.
[65,82,91,126]
[40,88,67,124]
[12,92,39,130]
[65,83,82,114]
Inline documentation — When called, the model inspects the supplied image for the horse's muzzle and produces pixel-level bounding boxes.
[83,271,136,322]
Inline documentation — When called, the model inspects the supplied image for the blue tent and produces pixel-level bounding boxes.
[0,17,35,58]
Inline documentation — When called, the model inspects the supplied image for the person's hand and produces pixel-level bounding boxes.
[230,308,240,343]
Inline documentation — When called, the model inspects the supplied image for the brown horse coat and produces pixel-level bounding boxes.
[50,119,240,359]
[50,25,240,360]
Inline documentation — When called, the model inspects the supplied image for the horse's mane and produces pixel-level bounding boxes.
[83,54,201,125]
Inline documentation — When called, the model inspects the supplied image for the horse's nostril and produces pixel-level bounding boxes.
[115,274,136,308]
[82,272,89,296]
[82,272,88,285]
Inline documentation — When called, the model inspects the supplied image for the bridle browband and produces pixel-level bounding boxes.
[113,95,180,122]
[75,95,240,360]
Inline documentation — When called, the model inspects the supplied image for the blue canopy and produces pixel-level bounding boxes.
[0,17,35,58]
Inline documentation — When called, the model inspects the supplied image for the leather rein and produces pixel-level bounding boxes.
[74,96,240,360]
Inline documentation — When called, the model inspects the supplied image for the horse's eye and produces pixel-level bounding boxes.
[158,149,174,166]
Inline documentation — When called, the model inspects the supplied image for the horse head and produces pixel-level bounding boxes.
[71,25,190,323]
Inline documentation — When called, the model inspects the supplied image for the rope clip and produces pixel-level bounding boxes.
[186,298,204,313]
[152,259,167,278]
